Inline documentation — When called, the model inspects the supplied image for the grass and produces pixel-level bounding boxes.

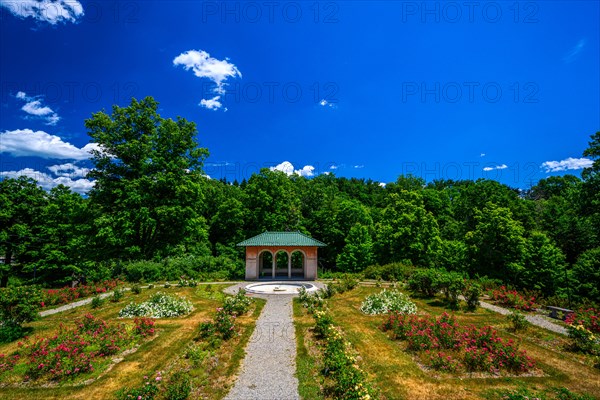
[0,284,263,400]
[293,298,325,400]
[310,285,600,400]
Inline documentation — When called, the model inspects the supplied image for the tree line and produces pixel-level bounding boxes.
[1,97,599,305]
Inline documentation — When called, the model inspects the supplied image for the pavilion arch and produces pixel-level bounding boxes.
[258,250,273,278]
[237,232,326,280]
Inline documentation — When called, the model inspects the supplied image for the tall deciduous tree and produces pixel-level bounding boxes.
[85,97,210,260]
[0,177,47,286]
[465,202,526,283]
[337,223,374,272]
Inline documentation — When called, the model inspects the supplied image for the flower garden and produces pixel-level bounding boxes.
[0,284,264,400]
[294,282,600,400]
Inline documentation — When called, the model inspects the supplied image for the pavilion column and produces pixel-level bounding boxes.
[272,252,276,278]
[288,252,292,278]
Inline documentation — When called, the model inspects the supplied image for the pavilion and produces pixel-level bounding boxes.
[237,231,326,280]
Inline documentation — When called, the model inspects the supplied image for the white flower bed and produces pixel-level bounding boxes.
[360,289,417,315]
[119,292,194,318]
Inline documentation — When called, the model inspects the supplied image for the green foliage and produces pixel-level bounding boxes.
[85,96,211,260]
[165,371,191,400]
[336,223,374,273]
[465,202,526,284]
[131,284,142,295]
[407,268,441,297]
[508,311,530,332]
[571,247,600,303]
[119,292,193,318]
[222,289,252,316]
[111,287,125,302]
[90,295,104,309]
[362,262,414,281]
[115,372,161,400]
[464,282,482,311]
[0,286,41,341]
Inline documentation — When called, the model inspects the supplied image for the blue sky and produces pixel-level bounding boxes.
[0,0,598,193]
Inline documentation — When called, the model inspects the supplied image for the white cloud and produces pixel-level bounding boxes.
[47,162,90,178]
[15,91,60,125]
[480,153,486,157]
[173,49,241,95]
[483,164,508,172]
[0,0,84,25]
[354,165,364,169]
[0,168,94,194]
[0,129,98,160]
[541,157,593,172]
[270,161,315,177]
[564,38,586,63]
[319,99,337,109]
[199,95,223,111]
[329,165,338,170]
[379,182,387,187]
[295,165,315,177]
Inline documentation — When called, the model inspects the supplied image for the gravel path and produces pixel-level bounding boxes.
[39,291,117,317]
[224,294,300,400]
[478,300,568,335]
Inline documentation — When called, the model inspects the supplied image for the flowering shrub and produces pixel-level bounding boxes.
[298,286,325,312]
[133,317,155,338]
[427,351,460,373]
[507,311,530,332]
[119,292,193,318]
[381,312,536,375]
[0,313,153,382]
[489,286,536,311]
[360,290,417,315]
[463,282,482,311]
[222,289,252,316]
[318,318,376,399]
[566,308,600,334]
[41,280,122,307]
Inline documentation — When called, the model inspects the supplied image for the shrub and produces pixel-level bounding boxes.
[427,351,460,373]
[463,282,481,311]
[566,308,600,334]
[222,289,252,316]
[313,310,334,338]
[363,262,414,281]
[165,371,191,400]
[437,271,466,307]
[119,292,193,318]
[123,261,162,283]
[115,372,161,400]
[111,287,125,303]
[90,295,104,309]
[490,286,537,311]
[214,307,236,339]
[133,317,156,337]
[360,289,417,315]
[0,286,42,342]
[508,311,530,332]
[566,324,599,354]
[131,284,142,295]
[407,269,440,297]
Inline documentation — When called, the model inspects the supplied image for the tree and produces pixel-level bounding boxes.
[571,247,600,303]
[244,169,303,235]
[520,231,567,296]
[0,177,47,286]
[465,202,526,283]
[336,223,374,272]
[85,97,210,260]
[375,190,441,266]
[27,185,91,286]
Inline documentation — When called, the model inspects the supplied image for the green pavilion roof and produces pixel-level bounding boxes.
[237,231,326,247]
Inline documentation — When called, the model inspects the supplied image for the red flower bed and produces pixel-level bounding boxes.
[381,312,536,375]
[41,280,122,307]
[2,313,154,382]
[489,286,536,311]
[565,308,600,334]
